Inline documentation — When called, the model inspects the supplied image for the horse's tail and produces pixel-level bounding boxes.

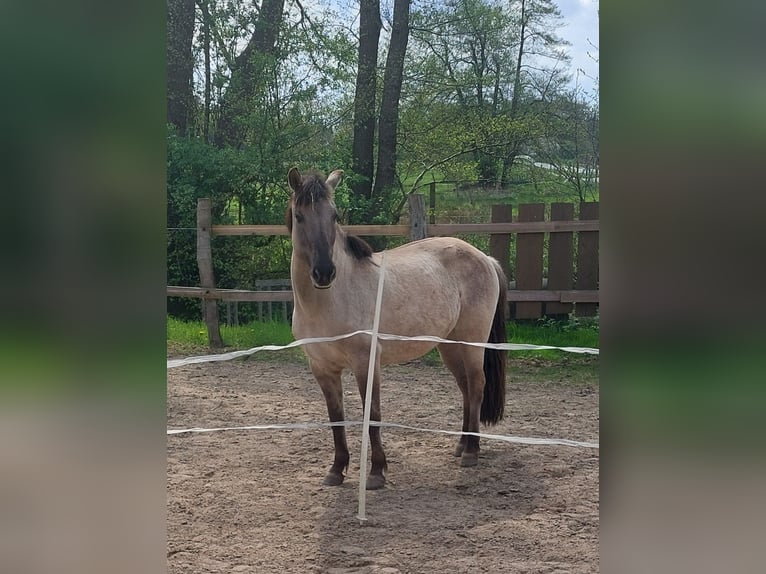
[481,259,507,425]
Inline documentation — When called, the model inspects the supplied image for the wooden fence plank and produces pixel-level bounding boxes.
[514,203,546,319]
[429,220,598,235]
[212,224,411,236]
[167,286,294,301]
[489,204,513,283]
[508,290,599,302]
[196,199,223,347]
[546,203,575,316]
[210,221,598,237]
[166,286,599,303]
[576,202,599,317]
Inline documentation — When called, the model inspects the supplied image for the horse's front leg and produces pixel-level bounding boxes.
[312,366,348,486]
[353,359,387,490]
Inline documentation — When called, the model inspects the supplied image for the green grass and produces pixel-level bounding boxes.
[167,317,299,360]
[507,316,599,359]
[168,315,599,373]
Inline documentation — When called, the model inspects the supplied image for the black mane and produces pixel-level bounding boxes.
[345,233,373,260]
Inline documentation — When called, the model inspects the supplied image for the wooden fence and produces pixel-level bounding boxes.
[167,194,598,346]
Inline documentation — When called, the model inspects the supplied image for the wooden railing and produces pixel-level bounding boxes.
[167,195,598,346]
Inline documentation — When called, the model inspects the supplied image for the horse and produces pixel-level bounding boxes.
[286,167,508,490]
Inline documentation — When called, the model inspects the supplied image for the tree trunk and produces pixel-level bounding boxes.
[200,0,212,142]
[372,0,411,214]
[167,0,196,135]
[500,0,527,188]
[215,0,285,147]
[350,0,382,214]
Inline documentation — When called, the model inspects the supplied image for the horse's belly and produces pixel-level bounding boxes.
[379,339,437,365]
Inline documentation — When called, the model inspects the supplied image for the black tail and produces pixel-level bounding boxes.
[481,261,507,425]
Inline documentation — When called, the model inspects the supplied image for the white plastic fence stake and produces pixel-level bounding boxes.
[357,251,387,523]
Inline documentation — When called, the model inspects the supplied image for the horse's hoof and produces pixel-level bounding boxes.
[365,474,386,490]
[460,452,479,467]
[322,472,345,486]
[454,443,465,457]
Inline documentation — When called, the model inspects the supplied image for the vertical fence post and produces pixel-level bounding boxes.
[197,198,224,348]
[408,193,427,240]
[489,204,512,318]
[514,203,545,320]
[546,203,575,317]
[489,204,512,282]
[429,182,436,224]
[575,202,599,317]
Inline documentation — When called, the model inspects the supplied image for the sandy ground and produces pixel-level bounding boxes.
[167,355,599,573]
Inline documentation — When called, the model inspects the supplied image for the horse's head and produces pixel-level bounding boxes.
[286,167,344,289]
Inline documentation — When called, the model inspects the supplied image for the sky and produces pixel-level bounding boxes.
[555,0,600,97]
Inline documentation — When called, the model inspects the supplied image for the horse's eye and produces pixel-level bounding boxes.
[295,212,304,223]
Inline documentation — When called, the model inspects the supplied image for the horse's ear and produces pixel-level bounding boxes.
[326,169,344,191]
[287,167,302,192]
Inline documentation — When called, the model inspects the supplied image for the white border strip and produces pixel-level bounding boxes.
[166,420,599,449]
[168,332,598,369]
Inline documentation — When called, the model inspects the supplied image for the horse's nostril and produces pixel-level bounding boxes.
[311,265,336,288]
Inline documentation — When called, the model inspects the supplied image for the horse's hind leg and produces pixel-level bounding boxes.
[438,344,485,467]
[352,360,387,490]
[312,365,349,486]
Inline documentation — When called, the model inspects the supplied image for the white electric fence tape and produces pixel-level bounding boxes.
[167,334,598,369]
[166,420,599,450]
[167,260,600,522]
[357,251,387,522]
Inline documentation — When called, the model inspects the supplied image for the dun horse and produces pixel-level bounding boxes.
[286,167,508,490]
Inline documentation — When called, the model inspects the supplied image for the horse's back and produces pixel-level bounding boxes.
[372,237,500,363]
[382,236,499,304]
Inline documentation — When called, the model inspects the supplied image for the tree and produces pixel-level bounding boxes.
[404,0,525,185]
[535,89,599,201]
[167,0,196,135]
[398,0,569,192]
[498,0,569,188]
[349,0,382,216]
[372,0,412,205]
[215,0,286,147]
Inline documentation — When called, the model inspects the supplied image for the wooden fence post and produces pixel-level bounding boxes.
[546,203,575,317]
[197,198,224,347]
[489,204,512,282]
[489,204,512,318]
[575,202,599,317]
[429,182,436,224]
[408,193,427,240]
[514,203,546,320]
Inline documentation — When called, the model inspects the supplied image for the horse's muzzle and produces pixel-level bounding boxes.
[311,265,336,289]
